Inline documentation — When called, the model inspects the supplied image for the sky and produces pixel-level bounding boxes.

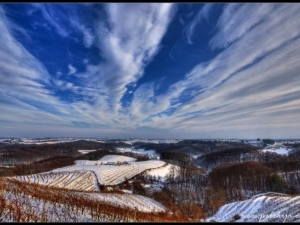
[1,3,300,139]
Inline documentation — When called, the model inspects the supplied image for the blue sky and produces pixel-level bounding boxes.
[1,3,300,139]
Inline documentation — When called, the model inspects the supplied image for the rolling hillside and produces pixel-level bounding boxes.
[10,155,167,190]
[0,177,179,222]
[12,170,100,192]
[48,155,166,186]
[3,141,300,222]
[208,193,300,222]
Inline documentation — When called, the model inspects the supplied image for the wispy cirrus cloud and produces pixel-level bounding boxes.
[0,3,179,136]
[0,6,82,127]
[136,3,300,137]
[2,3,300,139]
[209,3,275,50]
[88,3,176,111]
[183,3,214,44]
[0,6,50,99]
[30,3,95,48]
[1,3,178,134]
[67,7,95,48]
[31,3,69,37]
[68,64,77,75]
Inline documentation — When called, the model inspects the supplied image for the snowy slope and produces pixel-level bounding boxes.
[78,150,97,155]
[145,163,179,181]
[48,155,166,186]
[0,178,167,222]
[1,191,95,222]
[12,170,100,191]
[84,192,166,213]
[115,147,160,159]
[98,154,137,163]
[11,155,166,190]
[261,144,293,156]
[11,160,166,189]
[208,193,300,222]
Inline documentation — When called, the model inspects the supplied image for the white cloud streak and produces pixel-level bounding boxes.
[32,4,69,37]
[2,3,300,139]
[0,6,93,128]
[68,64,77,75]
[184,3,213,44]
[134,3,300,138]
[90,3,175,111]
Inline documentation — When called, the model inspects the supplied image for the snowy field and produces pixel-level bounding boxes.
[0,178,166,222]
[145,164,179,181]
[12,170,101,191]
[83,192,166,213]
[11,155,167,189]
[0,191,165,222]
[7,154,169,219]
[78,150,97,155]
[261,145,293,156]
[207,193,300,222]
[97,155,137,163]
[115,147,160,159]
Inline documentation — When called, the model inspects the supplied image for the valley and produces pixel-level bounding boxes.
[0,138,299,222]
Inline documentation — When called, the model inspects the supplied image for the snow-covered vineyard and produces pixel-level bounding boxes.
[1,138,300,222]
[83,192,166,213]
[208,193,300,222]
[12,171,101,192]
[0,177,174,222]
[11,155,167,187]
[0,154,176,222]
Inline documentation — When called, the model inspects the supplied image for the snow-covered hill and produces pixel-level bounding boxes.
[261,143,293,156]
[83,192,166,213]
[208,193,300,222]
[97,154,137,163]
[115,147,160,159]
[49,155,166,186]
[0,177,169,222]
[145,163,179,181]
[12,155,166,187]
[12,170,100,191]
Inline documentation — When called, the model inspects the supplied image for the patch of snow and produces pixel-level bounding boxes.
[207,193,300,222]
[115,147,160,159]
[78,150,97,154]
[86,192,166,213]
[98,155,137,163]
[121,189,133,194]
[146,163,178,181]
[261,146,293,156]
